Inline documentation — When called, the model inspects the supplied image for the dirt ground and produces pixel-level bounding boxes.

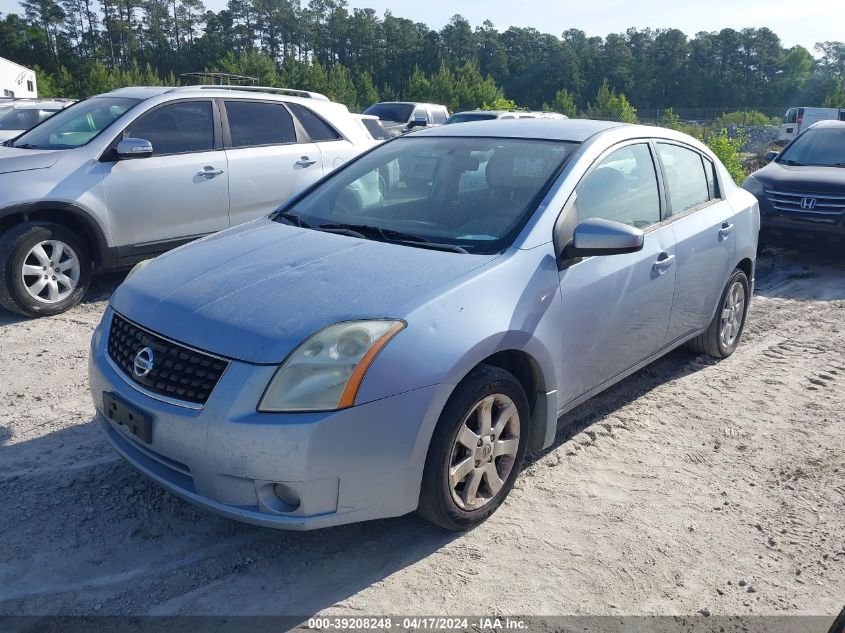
[0,246,843,621]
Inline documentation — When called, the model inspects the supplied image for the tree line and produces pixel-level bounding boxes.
[2,0,845,114]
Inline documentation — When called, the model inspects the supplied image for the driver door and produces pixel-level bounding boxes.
[102,99,230,252]
[557,141,677,407]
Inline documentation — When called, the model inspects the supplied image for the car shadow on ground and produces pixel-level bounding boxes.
[754,245,845,301]
[0,271,126,326]
[0,342,714,619]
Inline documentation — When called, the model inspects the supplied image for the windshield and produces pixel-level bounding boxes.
[777,126,845,167]
[277,136,578,254]
[362,103,414,123]
[446,113,499,124]
[11,97,140,149]
[0,108,59,130]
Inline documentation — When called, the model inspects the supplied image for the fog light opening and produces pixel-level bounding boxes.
[272,483,301,512]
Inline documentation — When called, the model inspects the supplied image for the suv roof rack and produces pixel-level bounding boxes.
[176,85,330,101]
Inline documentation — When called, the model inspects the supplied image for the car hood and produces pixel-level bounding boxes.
[0,146,65,174]
[110,219,499,364]
[752,162,845,192]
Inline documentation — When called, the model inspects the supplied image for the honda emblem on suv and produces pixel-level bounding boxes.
[133,347,155,378]
[800,197,817,210]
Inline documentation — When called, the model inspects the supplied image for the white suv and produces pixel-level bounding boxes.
[0,86,385,316]
[0,99,76,141]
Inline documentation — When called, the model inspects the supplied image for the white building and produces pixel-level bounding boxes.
[0,56,37,99]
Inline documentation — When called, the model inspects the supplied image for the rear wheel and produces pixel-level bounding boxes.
[687,268,750,359]
[418,364,529,530]
[0,222,91,317]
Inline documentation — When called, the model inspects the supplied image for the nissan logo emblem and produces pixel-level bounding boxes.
[800,197,817,210]
[133,347,155,378]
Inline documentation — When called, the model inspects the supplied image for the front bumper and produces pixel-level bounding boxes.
[89,308,449,530]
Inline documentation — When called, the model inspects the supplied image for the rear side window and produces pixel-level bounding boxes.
[657,143,711,215]
[225,101,296,147]
[124,101,214,156]
[431,109,447,124]
[361,118,391,141]
[287,103,341,141]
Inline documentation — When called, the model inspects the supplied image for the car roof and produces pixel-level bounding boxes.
[415,118,626,142]
[100,86,331,104]
[4,99,74,109]
[808,120,845,129]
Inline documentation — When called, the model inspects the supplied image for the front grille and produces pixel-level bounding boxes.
[765,188,845,221]
[107,313,228,405]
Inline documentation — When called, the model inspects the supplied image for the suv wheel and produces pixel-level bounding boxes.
[0,222,92,317]
[687,268,750,359]
[418,364,529,530]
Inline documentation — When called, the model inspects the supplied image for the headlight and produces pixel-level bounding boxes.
[125,258,154,281]
[258,320,405,412]
[742,175,763,197]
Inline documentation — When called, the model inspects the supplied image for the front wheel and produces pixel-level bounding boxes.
[0,222,92,317]
[418,364,529,530]
[687,268,750,359]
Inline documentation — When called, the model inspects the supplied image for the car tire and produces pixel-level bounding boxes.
[687,268,750,359]
[0,222,91,317]
[418,364,530,531]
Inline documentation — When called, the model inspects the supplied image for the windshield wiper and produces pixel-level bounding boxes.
[12,143,43,150]
[318,222,469,254]
[780,159,806,166]
[275,210,312,228]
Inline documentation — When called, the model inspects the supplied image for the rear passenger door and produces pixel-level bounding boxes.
[286,102,357,173]
[222,99,323,227]
[656,141,738,343]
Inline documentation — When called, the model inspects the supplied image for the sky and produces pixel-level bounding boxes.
[1,0,842,55]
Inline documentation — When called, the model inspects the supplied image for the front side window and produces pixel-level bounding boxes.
[575,143,661,229]
[226,101,296,147]
[657,143,710,215]
[412,107,428,122]
[11,97,139,149]
[432,109,448,124]
[280,136,578,254]
[776,126,845,167]
[123,101,214,156]
[784,108,798,124]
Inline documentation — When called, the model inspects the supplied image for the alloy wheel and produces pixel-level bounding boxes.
[720,280,746,348]
[448,393,521,511]
[20,240,81,304]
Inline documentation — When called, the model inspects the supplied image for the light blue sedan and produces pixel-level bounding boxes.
[89,119,760,530]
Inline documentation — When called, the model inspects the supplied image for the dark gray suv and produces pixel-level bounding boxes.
[743,121,845,246]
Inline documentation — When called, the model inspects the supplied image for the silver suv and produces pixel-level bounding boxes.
[0,86,382,316]
[362,101,450,136]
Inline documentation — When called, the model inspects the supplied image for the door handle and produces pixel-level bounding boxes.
[653,253,676,272]
[198,166,224,178]
[718,222,735,239]
[295,156,317,168]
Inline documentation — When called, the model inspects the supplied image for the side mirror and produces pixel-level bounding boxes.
[407,116,428,129]
[116,138,153,159]
[763,150,778,163]
[562,218,644,259]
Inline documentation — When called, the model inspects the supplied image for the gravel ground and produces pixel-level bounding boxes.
[0,247,842,621]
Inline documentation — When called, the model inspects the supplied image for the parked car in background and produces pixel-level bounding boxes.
[0,99,75,141]
[89,119,758,532]
[445,110,568,124]
[362,101,449,136]
[745,120,845,246]
[778,106,845,143]
[0,86,384,317]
